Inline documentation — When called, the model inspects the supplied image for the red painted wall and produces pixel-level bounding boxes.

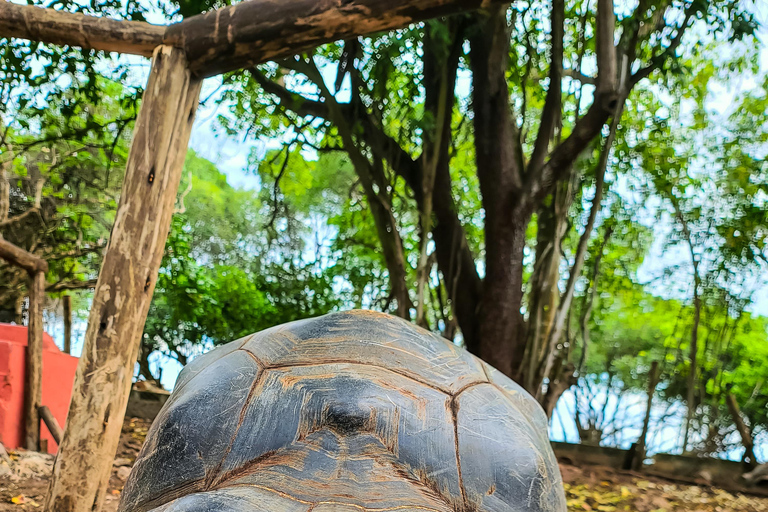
[0,323,78,454]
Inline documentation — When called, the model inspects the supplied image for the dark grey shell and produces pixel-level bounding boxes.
[119,310,566,512]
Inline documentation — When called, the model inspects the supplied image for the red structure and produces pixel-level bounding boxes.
[0,323,78,454]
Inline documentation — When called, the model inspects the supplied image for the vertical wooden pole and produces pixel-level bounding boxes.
[44,46,201,512]
[24,270,45,451]
[63,294,72,354]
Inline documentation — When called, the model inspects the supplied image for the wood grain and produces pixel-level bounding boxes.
[0,0,169,56]
[0,237,48,274]
[39,405,64,445]
[3,0,510,78]
[44,45,202,512]
[24,270,45,451]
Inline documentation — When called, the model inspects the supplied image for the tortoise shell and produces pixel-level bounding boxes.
[119,310,565,512]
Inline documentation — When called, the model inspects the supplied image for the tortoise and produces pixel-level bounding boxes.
[119,310,566,512]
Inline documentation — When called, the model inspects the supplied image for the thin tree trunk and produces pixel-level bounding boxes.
[538,100,625,393]
[633,361,660,471]
[683,290,701,452]
[63,295,72,355]
[45,46,201,512]
[417,20,461,327]
[577,226,613,374]
[726,392,757,469]
[678,207,701,454]
[24,270,45,451]
[302,58,414,320]
[525,178,573,395]
[0,153,10,224]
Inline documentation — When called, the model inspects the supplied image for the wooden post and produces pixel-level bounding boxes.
[633,361,659,471]
[62,295,72,354]
[44,46,201,512]
[24,270,45,451]
[726,392,757,469]
[0,239,48,452]
[38,405,64,445]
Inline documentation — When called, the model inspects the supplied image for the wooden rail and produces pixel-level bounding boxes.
[1,0,508,78]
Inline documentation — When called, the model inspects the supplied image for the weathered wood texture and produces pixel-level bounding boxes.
[38,405,64,445]
[169,0,508,77]
[44,45,202,512]
[0,239,48,451]
[24,270,45,451]
[120,311,566,512]
[2,0,508,77]
[0,237,48,274]
[63,294,72,354]
[0,0,169,56]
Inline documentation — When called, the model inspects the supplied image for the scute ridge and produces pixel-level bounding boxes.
[121,310,566,512]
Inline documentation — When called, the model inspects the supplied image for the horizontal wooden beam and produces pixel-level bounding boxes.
[0,1,171,57]
[0,237,48,274]
[2,0,506,77]
[170,0,507,77]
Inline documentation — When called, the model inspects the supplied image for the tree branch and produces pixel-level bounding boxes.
[595,0,617,94]
[528,0,565,174]
[47,279,98,292]
[631,6,695,86]
[538,99,624,387]
[0,237,48,274]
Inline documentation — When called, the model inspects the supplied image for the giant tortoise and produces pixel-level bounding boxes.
[120,310,566,512]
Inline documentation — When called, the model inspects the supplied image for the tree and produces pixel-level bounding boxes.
[222,0,755,396]
[139,151,341,382]
[0,78,135,321]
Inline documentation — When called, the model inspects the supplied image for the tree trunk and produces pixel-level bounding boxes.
[633,361,660,471]
[679,208,701,454]
[726,392,757,469]
[63,295,72,355]
[44,45,201,512]
[304,58,414,320]
[683,291,701,452]
[24,270,45,451]
[138,339,157,384]
[417,19,463,327]
[468,7,529,378]
[524,180,572,395]
[477,218,529,377]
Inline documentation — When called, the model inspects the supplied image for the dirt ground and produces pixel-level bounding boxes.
[1,417,767,511]
[0,418,150,512]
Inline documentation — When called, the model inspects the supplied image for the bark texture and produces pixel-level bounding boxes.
[39,405,64,445]
[4,0,510,78]
[63,294,72,354]
[0,237,48,274]
[0,0,168,56]
[24,270,45,451]
[44,45,201,512]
